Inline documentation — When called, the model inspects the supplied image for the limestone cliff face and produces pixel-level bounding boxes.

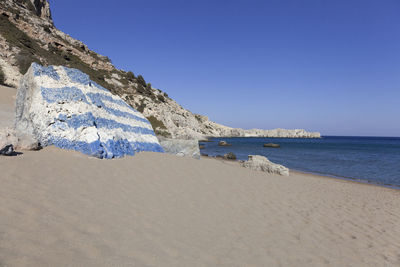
[29,0,52,22]
[0,0,321,140]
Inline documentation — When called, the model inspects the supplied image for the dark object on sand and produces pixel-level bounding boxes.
[263,143,281,148]
[223,152,237,160]
[218,141,232,147]
[0,144,21,156]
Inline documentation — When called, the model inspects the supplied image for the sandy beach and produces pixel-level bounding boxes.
[1,85,400,266]
[1,147,400,266]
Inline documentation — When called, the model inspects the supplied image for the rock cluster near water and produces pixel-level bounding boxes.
[242,155,289,176]
[14,63,163,158]
[223,152,237,160]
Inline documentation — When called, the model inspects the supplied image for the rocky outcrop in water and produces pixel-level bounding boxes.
[15,63,163,158]
[218,141,232,147]
[263,143,281,148]
[0,0,321,140]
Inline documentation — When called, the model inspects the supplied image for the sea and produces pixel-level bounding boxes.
[200,136,400,188]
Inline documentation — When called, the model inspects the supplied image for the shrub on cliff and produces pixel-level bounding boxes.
[16,52,41,74]
[137,75,146,87]
[147,116,167,130]
[0,14,114,90]
[157,94,165,103]
[126,71,135,81]
[146,115,171,138]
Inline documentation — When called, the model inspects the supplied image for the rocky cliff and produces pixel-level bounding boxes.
[0,0,321,140]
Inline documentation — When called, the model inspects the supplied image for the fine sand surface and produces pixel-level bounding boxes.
[1,148,400,267]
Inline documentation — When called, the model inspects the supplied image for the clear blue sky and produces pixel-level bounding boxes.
[50,0,400,137]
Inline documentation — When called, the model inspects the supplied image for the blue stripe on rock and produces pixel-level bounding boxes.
[55,113,155,135]
[32,63,60,80]
[41,86,89,104]
[87,92,129,107]
[63,66,91,85]
[86,93,150,124]
[49,137,164,159]
[63,66,110,93]
[95,117,155,135]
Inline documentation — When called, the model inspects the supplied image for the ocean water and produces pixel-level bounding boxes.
[200,136,400,188]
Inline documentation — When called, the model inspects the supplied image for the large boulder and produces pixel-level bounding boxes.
[15,63,163,158]
[159,138,200,159]
[241,155,289,176]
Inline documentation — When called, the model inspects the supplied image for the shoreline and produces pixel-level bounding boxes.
[290,169,400,191]
[203,155,400,191]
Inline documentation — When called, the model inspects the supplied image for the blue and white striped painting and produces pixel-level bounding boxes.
[31,63,163,158]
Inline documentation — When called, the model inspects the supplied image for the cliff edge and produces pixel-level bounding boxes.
[0,0,321,139]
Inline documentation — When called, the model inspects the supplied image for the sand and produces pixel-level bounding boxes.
[1,85,400,266]
[1,148,400,266]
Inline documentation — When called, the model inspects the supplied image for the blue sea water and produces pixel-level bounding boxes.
[200,136,400,188]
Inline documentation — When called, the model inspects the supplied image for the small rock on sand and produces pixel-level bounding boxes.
[0,144,19,156]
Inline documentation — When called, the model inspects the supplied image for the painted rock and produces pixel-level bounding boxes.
[15,63,163,158]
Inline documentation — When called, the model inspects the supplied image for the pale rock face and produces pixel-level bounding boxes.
[0,50,22,88]
[30,0,52,21]
[241,155,290,176]
[15,63,163,158]
[159,138,200,159]
[140,95,321,140]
